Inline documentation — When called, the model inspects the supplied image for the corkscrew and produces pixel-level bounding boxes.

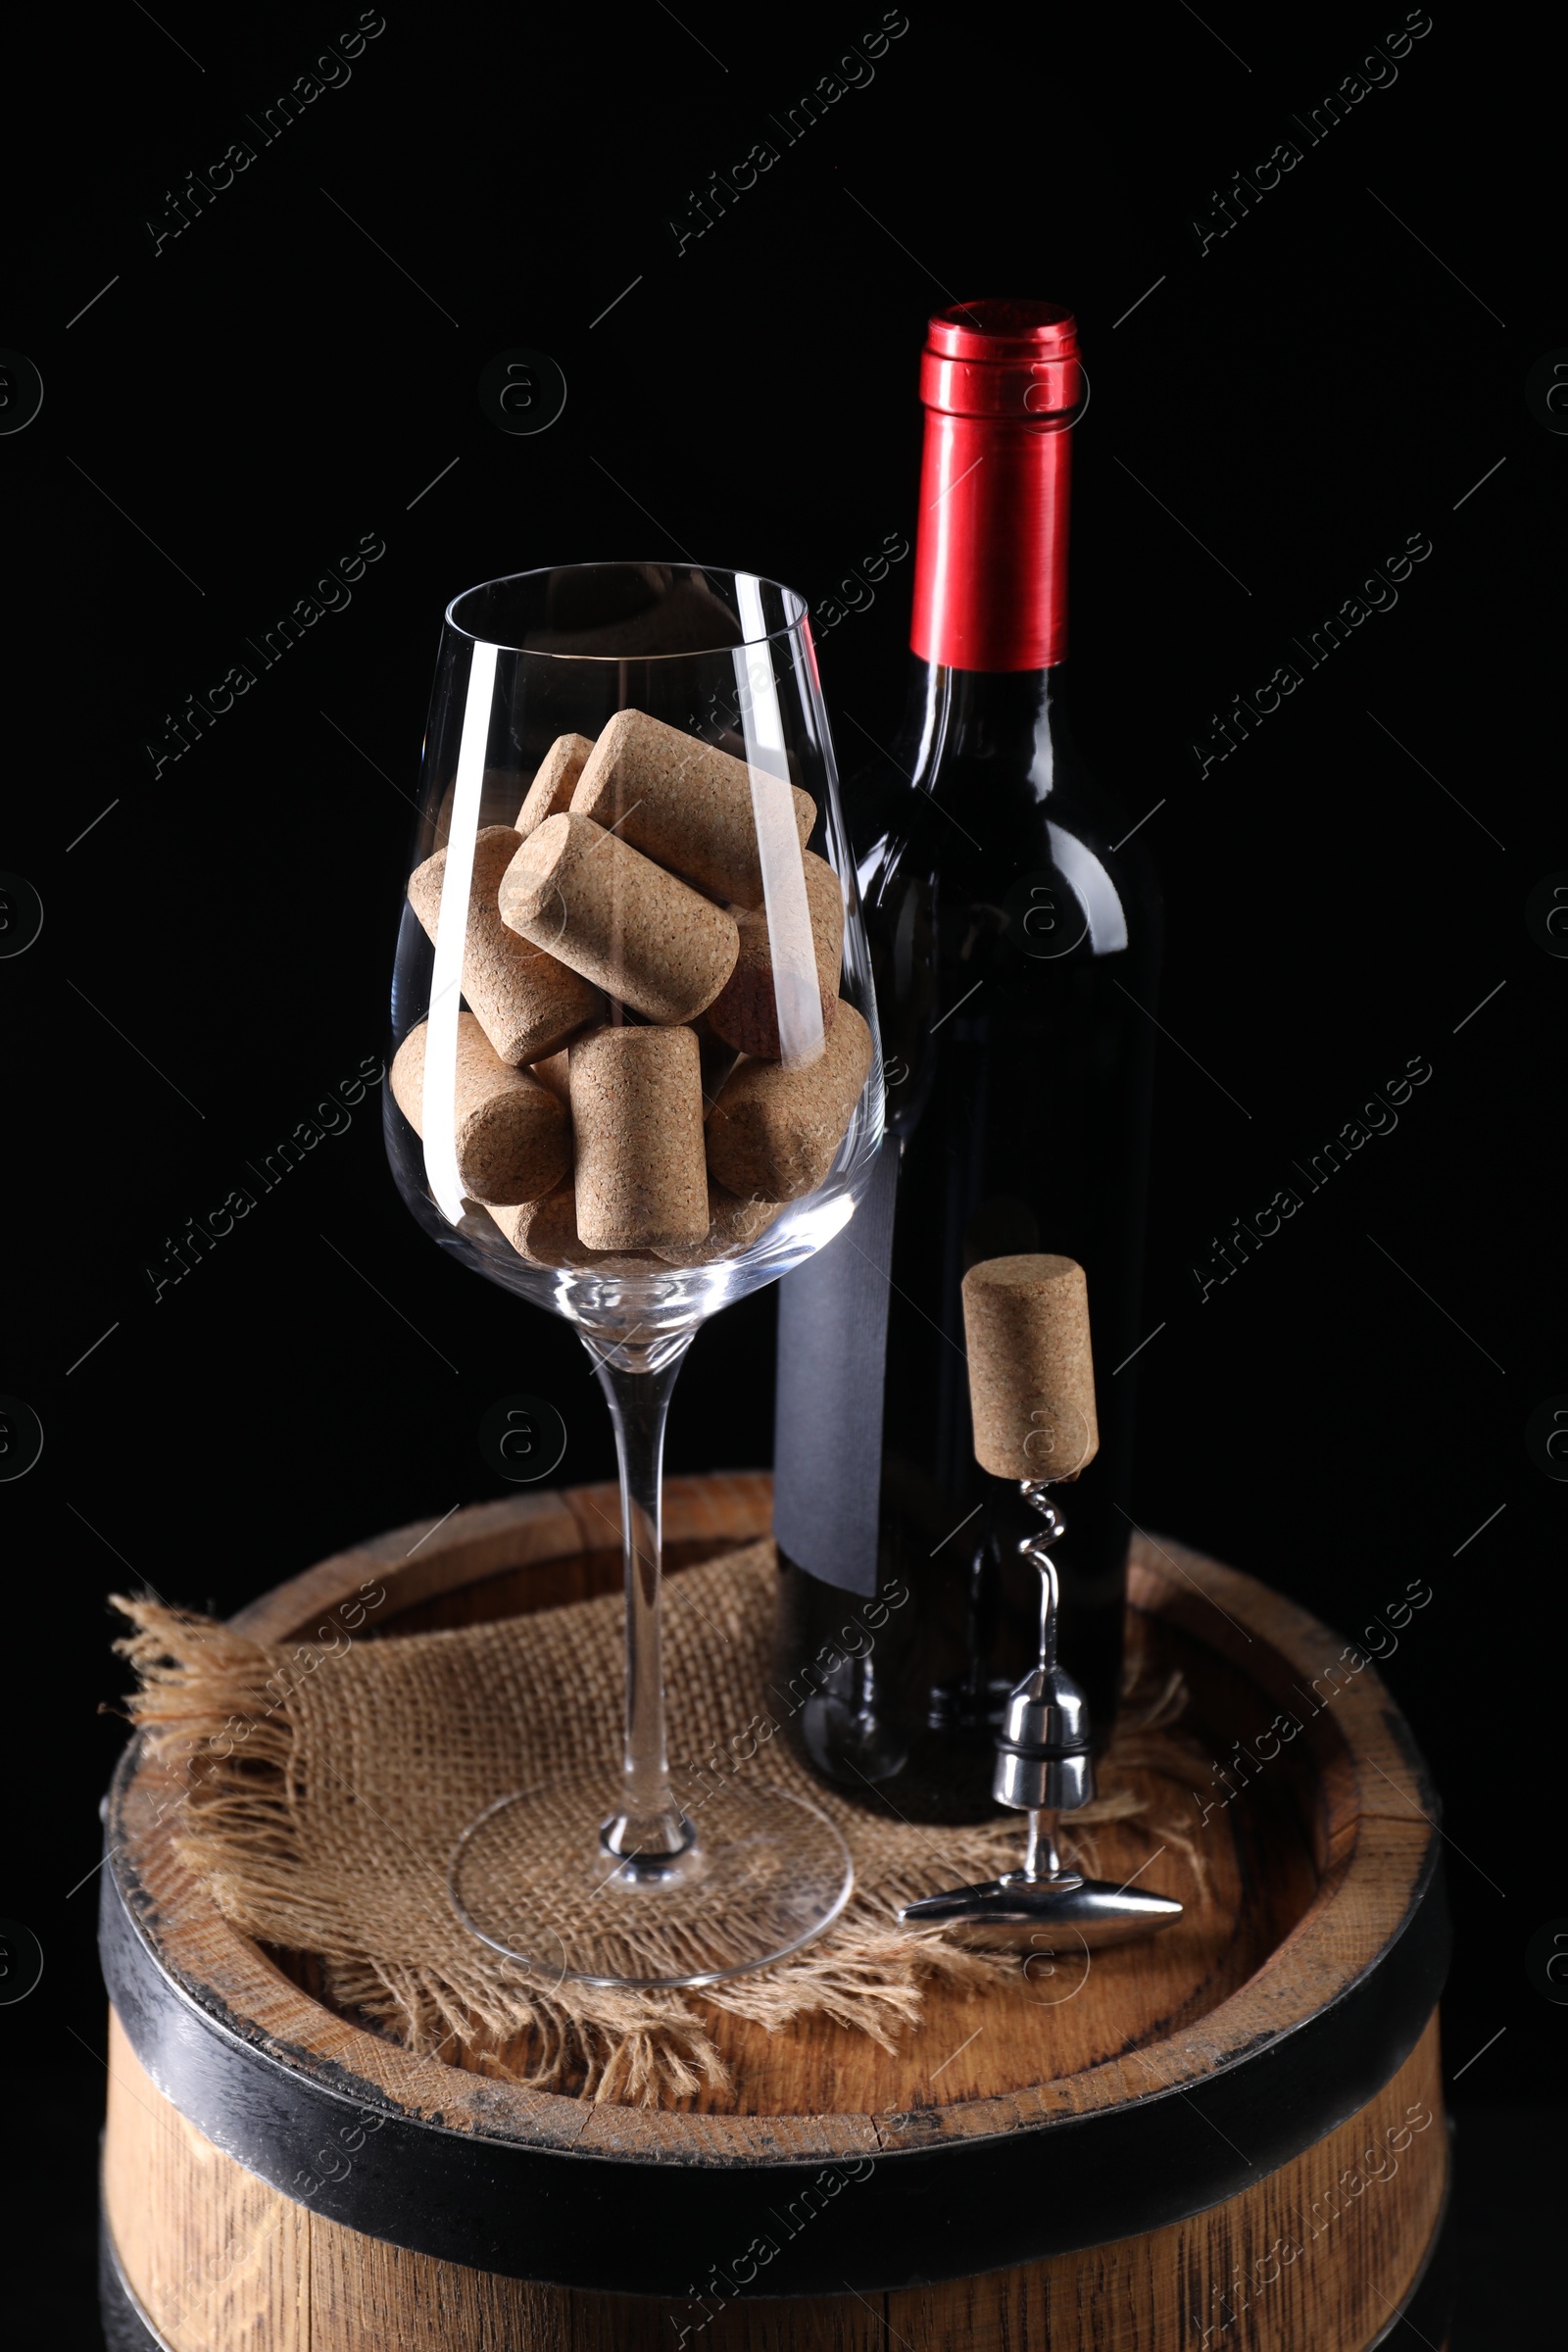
[898,1255,1183,1954]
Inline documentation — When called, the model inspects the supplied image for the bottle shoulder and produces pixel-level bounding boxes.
[847,749,1163,967]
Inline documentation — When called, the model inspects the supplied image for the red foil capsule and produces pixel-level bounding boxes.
[909,299,1083,672]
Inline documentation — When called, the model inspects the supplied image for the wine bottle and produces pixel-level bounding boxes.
[770,299,1162,1825]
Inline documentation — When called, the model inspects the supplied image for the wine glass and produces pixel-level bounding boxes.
[384,562,884,1988]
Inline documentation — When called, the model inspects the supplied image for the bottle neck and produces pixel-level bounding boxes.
[909,405,1072,673]
[902,659,1068,797]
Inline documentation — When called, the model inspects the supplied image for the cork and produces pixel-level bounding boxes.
[390,1014,570,1206]
[708,851,846,1059]
[530,1048,571,1102]
[407,825,600,1064]
[705,1002,873,1202]
[652,1183,785,1266]
[515,733,595,838]
[487,1184,663,1275]
[960,1254,1100,1483]
[498,812,739,1025]
[571,709,815,906]
[569,1024,709,1251]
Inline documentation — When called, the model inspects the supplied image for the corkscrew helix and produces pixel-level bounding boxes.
[1020,1482,1065,1574]
[897,1257,1183,1954]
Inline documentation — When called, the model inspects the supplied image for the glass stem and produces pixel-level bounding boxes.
[590,1337,696,1866]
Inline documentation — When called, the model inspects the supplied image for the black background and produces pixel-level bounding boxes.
[4,2,1559,2339]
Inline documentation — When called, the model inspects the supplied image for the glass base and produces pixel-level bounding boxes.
[447,1772,855,1989]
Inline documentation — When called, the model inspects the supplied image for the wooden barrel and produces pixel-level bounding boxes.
[98,1474,1453,2351]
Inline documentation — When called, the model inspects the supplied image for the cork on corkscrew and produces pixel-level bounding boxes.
[898,1253,1183,1953]
[962,1252,1100,1484]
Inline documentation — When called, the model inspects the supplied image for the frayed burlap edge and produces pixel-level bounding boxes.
[112,1586,1211,2107]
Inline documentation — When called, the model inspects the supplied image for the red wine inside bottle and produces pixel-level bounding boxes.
[771,300,1162,1824]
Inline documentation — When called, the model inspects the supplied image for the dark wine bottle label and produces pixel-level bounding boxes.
[772,1138,900,1595]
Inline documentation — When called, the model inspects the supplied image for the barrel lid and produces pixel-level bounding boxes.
[99,1482,1449,2297]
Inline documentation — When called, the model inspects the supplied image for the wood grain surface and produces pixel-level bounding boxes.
[103,2009,1448,2352]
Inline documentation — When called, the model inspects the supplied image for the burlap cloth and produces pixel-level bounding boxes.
[116,1539,1207,2106]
